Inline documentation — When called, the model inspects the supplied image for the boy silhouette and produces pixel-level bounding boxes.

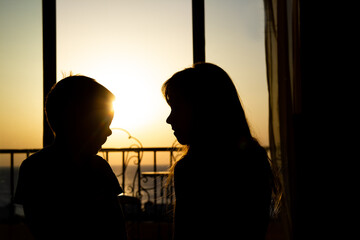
[15,76,127,239]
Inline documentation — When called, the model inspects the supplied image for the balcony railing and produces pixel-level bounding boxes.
[0,147,182,222]
[1,144,271,222]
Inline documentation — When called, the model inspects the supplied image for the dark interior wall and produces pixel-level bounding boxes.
[295,1,353,239]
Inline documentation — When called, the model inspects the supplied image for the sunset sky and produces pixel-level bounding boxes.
[0,0,268,150]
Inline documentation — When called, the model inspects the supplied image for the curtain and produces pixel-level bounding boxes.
[263,0,301,239]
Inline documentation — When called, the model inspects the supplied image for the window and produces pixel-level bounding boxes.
[206,0,268,146]
[0,0,268,149]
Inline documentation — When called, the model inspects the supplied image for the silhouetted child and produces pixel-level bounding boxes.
[15,76,127,239]
[162,63,281,240]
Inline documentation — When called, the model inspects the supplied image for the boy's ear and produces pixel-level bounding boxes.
[54,114,76,134]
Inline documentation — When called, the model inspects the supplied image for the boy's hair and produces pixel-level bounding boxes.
[45,75,115,135]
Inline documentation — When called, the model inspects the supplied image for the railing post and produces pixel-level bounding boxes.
[137,150,141,201]
[169,150,174,205]
[10,152,15,219]
[105,151,109,162]
[122,151,125,191]
[169,150,173,166]
[153,151,157,207]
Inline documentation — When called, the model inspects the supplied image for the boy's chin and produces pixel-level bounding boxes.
[79,143,103,156]
[89,144,103,155]
[84,138,107,155]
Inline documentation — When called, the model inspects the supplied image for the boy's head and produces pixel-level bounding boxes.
[45,75,115,154]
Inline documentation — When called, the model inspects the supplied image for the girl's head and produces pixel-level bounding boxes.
[162,62,252,146]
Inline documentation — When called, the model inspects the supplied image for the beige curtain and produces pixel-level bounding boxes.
[264,0,301,239]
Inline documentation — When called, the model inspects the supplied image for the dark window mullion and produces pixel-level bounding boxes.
[192,0,205,63]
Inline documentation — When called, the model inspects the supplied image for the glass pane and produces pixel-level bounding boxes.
[205,0,269,146]
[0,0,43,150]
[57,0,192,147]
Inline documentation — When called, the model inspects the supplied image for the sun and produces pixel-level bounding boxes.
[95,64,162,133]
[110,89,154,131]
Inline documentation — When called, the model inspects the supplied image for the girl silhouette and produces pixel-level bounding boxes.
[162,63,280,240]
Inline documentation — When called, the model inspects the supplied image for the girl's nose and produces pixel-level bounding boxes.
[166,111,172,124]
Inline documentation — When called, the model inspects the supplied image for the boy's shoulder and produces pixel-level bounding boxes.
[89,154,123,194]
[89,155,117,178]
[20,147,54,169]
[90,154,111,169]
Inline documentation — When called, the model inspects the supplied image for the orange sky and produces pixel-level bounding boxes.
[0,0,268,151]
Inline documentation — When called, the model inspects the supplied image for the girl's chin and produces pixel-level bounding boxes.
[174,132,189,145]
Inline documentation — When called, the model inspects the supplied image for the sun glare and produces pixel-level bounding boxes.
[94,63,163,133]
[111,93,153,131]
